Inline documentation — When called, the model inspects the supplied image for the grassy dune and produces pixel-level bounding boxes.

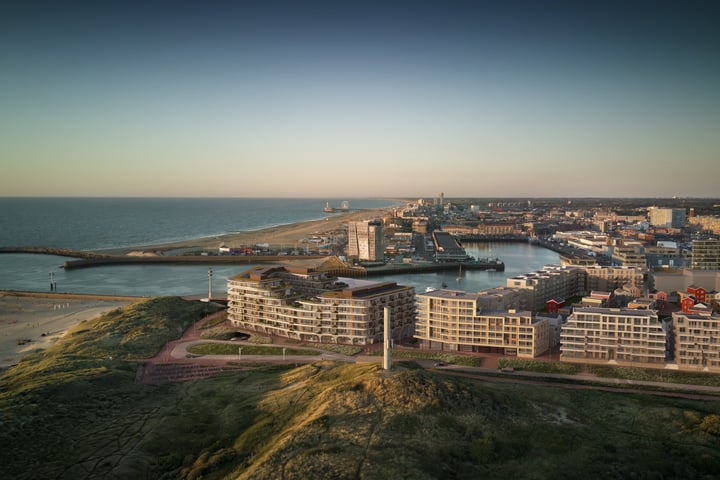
[2,298,720,479]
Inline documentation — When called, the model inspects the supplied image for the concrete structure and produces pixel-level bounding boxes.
[383,307,391,370]
[648,207,686,229]
[691,239,720,270]
[432,231,468,262]
[672,310,720,372]
[560,307,666,366]
[415,290,550,357]
[227,265,415,345]
[347,220,384,262]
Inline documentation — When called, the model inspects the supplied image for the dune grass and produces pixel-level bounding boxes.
[2,297,720,479]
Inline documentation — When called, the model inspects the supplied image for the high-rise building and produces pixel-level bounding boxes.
[691,239,720,270]
[347,220,384,261]
[648,207,686,228]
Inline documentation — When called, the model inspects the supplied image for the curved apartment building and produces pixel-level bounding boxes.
[227,265,415,345]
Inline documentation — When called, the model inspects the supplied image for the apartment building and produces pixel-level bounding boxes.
[673,311,720,372]
[560,307,666,366]
[415,290,550,357]
[691,239,720,270]
[227,265,415,345]
[347,220,384,262]
[584,265,646,292]
[648,207,686,229]
[506,265,584,311]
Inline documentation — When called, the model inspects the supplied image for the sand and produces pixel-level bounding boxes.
[114,207,398,254]
[0,294,131,368]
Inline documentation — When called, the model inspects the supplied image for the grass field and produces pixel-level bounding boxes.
[2,297,720,479]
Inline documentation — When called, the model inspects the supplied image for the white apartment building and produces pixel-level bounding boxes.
[673,310,720,372]
[560,307,666,366]
[227,265,415,345]
[415,289,550,357]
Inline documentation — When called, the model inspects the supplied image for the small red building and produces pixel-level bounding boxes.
[546,298,565,314]
[687,285,707,303]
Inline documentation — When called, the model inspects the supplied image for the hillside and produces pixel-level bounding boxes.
[1,298,720,479]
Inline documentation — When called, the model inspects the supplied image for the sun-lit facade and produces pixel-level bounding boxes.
[415,289,550,357]
[227,265,415,345]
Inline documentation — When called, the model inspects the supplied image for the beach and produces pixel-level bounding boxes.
[0,207,398,366]
[119,207,397,254]
[0,293,133,368]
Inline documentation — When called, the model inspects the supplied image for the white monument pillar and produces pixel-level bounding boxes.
[383,307,391,370]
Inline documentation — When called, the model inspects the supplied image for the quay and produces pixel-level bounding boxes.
[1,246,504,276]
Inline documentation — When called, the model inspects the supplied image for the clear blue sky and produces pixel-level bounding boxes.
[2,0,719,198]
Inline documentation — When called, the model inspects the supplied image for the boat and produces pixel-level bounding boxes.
[425,287,438,293]
[456,264,463,282]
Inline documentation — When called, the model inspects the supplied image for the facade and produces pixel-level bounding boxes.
[560,307,666,366]
[584,265,646,293]
[672,311,720,372]
[691,239,720,270]
[506,265,584,311]
[347,220,384,262]
[227,265,415,345]
[648,207,686,228]
[415,290,550,358]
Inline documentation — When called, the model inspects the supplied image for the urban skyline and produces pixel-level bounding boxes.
[2,1,719,198]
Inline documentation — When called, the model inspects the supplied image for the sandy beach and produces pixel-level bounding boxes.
[0,294,132,368]
[117,207,399,255]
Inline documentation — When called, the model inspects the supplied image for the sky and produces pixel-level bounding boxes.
[1,0,719,198]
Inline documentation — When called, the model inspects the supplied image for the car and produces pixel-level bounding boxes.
[434,361,446,367]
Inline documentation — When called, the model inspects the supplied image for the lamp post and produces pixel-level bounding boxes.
[208,267,213,300]
[238,347,243,360]
[49,271,55,291]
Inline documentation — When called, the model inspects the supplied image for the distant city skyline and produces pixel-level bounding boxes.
[2,1,719,198]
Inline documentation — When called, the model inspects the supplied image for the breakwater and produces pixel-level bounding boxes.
[62,255,328,270]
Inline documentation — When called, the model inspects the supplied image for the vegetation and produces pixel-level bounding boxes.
[199,311,228,329]
[371,349,484,367]
[497,358,581,375]
[296,343,364,356]
[588,364,720,387]
[187,343,318,356]
[2,297,720,479]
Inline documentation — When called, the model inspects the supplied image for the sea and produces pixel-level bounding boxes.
[0,198,559,297]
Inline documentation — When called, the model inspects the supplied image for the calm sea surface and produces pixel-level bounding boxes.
[0,198,559,296]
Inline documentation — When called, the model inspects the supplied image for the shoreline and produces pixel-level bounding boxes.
[105,207,398,255]
[0,293,133,369]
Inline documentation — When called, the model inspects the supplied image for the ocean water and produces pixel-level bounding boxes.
[0,197,399,250]
[0,198,559,296]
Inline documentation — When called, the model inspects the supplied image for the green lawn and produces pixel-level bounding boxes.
[188,343,318,356]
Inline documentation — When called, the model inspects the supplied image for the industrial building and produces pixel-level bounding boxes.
[227,265,415,345]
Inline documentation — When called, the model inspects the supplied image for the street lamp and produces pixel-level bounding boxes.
[49,271,55,291]
[238,347,243,360]
[208,267,213,300]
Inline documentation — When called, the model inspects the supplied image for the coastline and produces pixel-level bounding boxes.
[110,207,397,255]
[0,293,133,369]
